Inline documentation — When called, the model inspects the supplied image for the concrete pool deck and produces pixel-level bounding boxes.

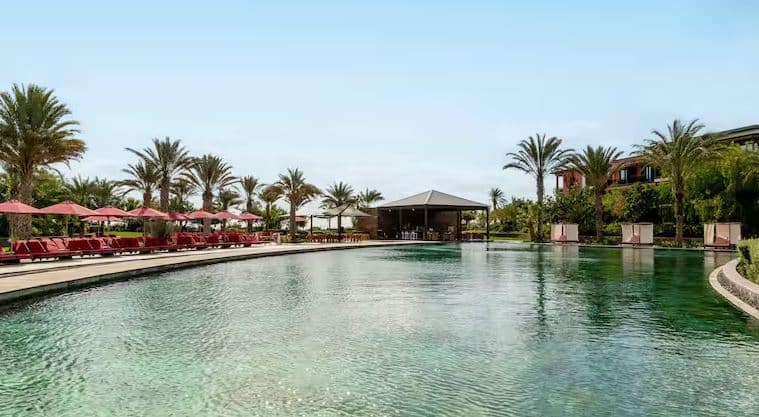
[0,241,433,305]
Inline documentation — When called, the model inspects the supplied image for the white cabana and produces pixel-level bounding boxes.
[621,223,654,246]
[551,223,579,243]
[704,223,741,248]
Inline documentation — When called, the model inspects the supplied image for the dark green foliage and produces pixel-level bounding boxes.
[737,239,759,283]
[545,187,595,235]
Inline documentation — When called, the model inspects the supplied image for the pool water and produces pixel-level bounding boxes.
[1,243,757,416]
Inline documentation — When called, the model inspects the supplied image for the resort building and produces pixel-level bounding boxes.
[556,124,759,192]
[375,190,490,241]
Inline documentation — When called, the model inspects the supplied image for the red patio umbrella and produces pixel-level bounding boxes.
[238,211,261,233]
[128,207,169,219]
[187,210,215,220]
[83,215,113,222]
[39,201,99,236]
[39,201,99,216]
[0,200,43,214]
[94,206,136,218]
[167,212,190,221]
[238,212,262,220]
[213,211,241,220]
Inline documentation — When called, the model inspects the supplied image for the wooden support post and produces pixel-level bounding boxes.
[424,206,428,241]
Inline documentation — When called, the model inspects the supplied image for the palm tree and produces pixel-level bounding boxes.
[126,137,192,212]
[321,181,356,235]
[635,119,723,246]
[568,146,623,238]
[121,197,141,212]
[119,160,159,208]
[356,188,384,209]
[91,177,122,208]
[66,175,94,207]
[489,187,505,210]
[0,84,85,238]
[214,188,242,230]
[170,177,196,212]
[504,133,572,241]
[271,168,321,240]
[185,154,236,233]
[259,185,282,230]
[321,181,356,209]
[239,175,262,213]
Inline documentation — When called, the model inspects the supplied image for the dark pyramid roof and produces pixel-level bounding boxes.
[378,190,487,209]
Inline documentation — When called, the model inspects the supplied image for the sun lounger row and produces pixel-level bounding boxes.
[2,233,265,264]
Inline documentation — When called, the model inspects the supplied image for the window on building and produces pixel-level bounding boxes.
[644,166,654,182]
[620,169,628,183]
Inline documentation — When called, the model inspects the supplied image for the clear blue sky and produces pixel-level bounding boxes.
[2,0,757,210]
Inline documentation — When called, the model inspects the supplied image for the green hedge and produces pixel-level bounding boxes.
[737,239,759,284]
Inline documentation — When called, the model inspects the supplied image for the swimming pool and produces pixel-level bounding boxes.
[1,243,756,416]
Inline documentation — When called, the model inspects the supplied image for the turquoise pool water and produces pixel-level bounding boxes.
[0,244,757,416]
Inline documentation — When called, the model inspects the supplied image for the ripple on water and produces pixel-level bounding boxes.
[1,244,759,416]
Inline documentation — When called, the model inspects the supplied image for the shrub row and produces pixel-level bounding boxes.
[737,239,759,284]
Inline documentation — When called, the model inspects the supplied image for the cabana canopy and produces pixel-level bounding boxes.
[378,190,487,210]
[377,190,489,241]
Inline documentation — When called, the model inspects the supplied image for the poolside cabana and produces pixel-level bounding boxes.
[551,223,579,243]
[621,223,654,246]
[377,190,489,241]
[704,222,741,248]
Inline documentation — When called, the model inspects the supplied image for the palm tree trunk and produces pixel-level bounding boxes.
[203,191,213,233]
[536,178,545,242]
[160,181,170,212]
[675,184,685,247]
[11,174,34,240]
[594,190,603,239]
[289,202,296,241]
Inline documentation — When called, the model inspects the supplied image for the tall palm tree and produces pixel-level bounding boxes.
[119,160,159,208]
[568,146,623,238]
[126,137,192,212]
[635,119,723,246]
[0,84,85,238]
[91,177,122,208]
[271,168,321,240]
[489,187,505,210]
[66,175,94,207]
[214,188,242,230]
[185,154,236,233]
[259,185,282,230]
[239,175,262,213]
[321,181,356,209]
[170,177,196,212]
[356,188,384,209]
[504,133,572,241]
[321,181,356,234]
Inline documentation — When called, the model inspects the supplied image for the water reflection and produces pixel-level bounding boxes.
[621,247,655,276]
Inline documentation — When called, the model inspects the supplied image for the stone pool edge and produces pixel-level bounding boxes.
[0,241,440,307]
[709,259,759,320]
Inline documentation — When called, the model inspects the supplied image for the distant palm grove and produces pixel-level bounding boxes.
[2,83,758,248]
[0,83,383,240]
[498,120,759,247]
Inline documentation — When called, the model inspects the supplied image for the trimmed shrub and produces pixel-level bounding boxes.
[737,239,759,284]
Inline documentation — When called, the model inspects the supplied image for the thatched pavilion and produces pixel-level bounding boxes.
[376,190,489,241]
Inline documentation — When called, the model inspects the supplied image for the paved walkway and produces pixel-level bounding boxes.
[0,241,430,305]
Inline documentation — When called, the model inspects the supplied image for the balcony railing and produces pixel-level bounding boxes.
[608,175,655,186]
